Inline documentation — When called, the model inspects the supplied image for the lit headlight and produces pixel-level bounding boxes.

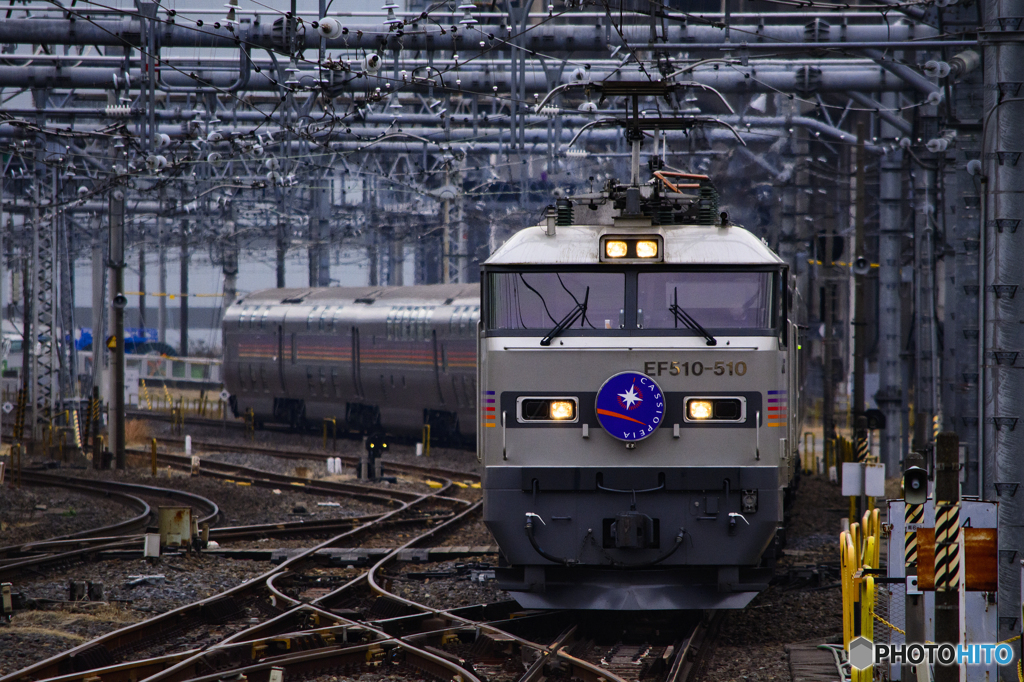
[635,240,658,258]
[549,400,575,420]
[687,399,714,420]
[605,240,628,258]
[599,235,664,263]
[517,396,579,423]
[684,397,746,422]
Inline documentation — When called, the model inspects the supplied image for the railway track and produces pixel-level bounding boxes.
[0,474,220,580]
[0,456,461,580]
[3,442,724,682]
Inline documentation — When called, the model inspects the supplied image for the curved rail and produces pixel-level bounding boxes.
[0,473,220,581]
[0,477,151,560]
[0,467,469,682]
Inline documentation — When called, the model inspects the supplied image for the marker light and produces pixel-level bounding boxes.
[549,400,575,420]
[635,240,658,258]
[605,240,628,258]
[688,400,714,420]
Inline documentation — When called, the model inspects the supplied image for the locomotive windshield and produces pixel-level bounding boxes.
[637,271,773,330]
[486,268,778,336]
[488,272,625,330]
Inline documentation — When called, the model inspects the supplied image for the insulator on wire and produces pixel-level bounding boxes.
[105,105,132,118]
[224,0,239,27]
[458,2,477,25]
[382,2,402,28]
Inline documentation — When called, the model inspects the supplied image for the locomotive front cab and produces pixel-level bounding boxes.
[479,215,797,610]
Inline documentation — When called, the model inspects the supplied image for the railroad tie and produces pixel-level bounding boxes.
[934,502,961,591]
[904,502,923,569]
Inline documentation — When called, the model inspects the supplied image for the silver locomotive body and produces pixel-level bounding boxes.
[223,284,479,440]
[479,217,801,610]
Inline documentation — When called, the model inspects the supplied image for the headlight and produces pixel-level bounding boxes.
[605,240,628,258]
[549,400,575,420]
[517,396,579,423]
[599,235,664,263]
[685,397,746,422]
[687,399,713,420]
[635,240,658,258]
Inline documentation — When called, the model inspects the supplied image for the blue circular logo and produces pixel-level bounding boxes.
[595,371,665,442]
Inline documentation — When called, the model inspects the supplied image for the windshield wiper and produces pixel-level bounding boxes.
[540,286,590,346]
[669,287,717,346]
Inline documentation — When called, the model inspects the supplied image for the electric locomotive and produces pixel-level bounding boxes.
[479,174,801,610]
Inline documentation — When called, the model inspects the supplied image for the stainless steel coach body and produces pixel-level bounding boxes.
[479,219,800,610]
[223,285,479,439]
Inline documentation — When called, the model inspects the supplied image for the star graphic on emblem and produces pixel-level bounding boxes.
[618,384,642,409]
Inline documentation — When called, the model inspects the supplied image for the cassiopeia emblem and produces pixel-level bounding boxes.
[595,371,665,442]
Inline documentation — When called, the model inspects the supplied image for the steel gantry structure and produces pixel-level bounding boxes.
[0,0,1021,655]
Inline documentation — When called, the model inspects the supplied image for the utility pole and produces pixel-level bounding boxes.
[158,208,167,343]
[138,227,146,331]
[108,173,126,470]
[91,218,106,468]
[222,209,238,326]
[180,221,189,356]
[903,450,927,682]
[276,218,287,288]
[822,181,836,476]
[853,124,867,425]
[0,169,4,447]
[877,90,905,474]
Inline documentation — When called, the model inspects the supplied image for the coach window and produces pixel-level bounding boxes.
[449,306,461,335]
[402,308,412,340]
[238,307,247,330]
[386,307,396,340]
[260,309,269,330]
[420,307,433,340]
[319,309,329,332]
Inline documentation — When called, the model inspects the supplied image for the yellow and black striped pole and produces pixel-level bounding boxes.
[934,501,961,592]
[905,502,923,570]
[933,432,961,682]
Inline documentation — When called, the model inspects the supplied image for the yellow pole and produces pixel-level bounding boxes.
[850,522,862,569]
[861,574,875,677]
[841,531,855,649]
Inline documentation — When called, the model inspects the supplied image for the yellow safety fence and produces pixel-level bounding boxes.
[841,507,881,682]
